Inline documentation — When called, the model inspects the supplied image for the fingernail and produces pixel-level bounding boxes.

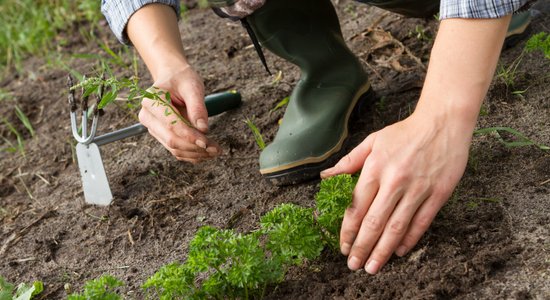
[320,169,331,178]
[347,256,362,270]
[341,243,351,256]
[195,140,207,149]
[365,260,380,275]
[395,245,408,257]
[196,119,208,132]
[206,146,218,154]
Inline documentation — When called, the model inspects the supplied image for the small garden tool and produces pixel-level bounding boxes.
[68,76,242,206]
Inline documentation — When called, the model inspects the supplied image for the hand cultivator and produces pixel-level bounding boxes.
[68,76,241,206]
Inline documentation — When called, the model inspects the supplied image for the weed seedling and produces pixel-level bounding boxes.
[244,118,266,150]
[74,74,193,128]
[496,32,550,90]
[67,275,123,300]
[474,126,549,151]
[269,96,289,114]
[408,25,431,42]
[1,117,25,155]
[14,106,35,137]
[0,277,43,300]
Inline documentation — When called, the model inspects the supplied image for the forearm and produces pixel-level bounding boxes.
[414,16,512,134]
[127,4,189,81]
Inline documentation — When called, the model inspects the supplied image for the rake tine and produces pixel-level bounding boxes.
[81,93,89,141]
[67,73,100,144]
[68,75,82,142]
[67,75,77,112]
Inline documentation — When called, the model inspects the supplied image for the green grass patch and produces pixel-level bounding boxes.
[0,0,101,75]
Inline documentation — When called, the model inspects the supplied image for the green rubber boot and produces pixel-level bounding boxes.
[505,11,532,48]
[246,0,373,185]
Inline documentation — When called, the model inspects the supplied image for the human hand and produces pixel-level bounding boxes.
[320,112,472,274]
[138,65,221,164]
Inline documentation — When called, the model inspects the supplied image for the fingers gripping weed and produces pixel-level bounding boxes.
[73,74,194,128]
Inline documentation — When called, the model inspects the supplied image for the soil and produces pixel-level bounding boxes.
[1,0,549,299]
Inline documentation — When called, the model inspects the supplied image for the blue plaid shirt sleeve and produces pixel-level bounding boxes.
[101,0,180,44]
[440,0,530,19]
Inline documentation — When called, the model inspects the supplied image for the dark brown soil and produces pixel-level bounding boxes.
[1,1,549,299]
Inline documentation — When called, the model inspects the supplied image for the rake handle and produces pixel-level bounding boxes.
[94,91,241,146]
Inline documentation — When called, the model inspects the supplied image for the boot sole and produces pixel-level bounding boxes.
[261,84,375,186]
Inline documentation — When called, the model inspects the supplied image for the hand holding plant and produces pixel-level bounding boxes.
[127,3,221,164]
[138,65,222,164]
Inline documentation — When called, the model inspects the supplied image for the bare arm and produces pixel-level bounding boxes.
[127,4,220,163]
[322,15,511,274]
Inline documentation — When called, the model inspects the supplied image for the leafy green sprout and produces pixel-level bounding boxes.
[67,275,123,300]
[244,118,266,150]
[315,174,358,250]
[408,25,431,42]
[73,74,194,128]
[143,174,358,299]
[260,203,324,266]
[0,277,44,300]
[524,32,550,59]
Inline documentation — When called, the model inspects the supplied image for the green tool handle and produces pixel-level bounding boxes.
[93,91,241,146]
[205,90,242,116]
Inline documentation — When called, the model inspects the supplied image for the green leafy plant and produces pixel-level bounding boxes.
[524,32,550,59]
[67,275,123,300]
[144,174,357,299]
[0,277,43,300]
[315,174,358,250]
[408,25,432,42]
[144,227,282,300]
[260,203,324,266]
[474,126,549,151]
[244,118,266,150]
[73,74,193,128]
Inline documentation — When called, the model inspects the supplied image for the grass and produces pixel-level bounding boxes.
[244,118,266,150]
[474,127,549,151]
[269,96,289,114]
[1,117,25,156]
[496,32,550,89]
[1,105,35,156]
[0,0,101,76]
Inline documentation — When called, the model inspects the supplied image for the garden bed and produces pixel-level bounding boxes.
[1,0,549,298]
